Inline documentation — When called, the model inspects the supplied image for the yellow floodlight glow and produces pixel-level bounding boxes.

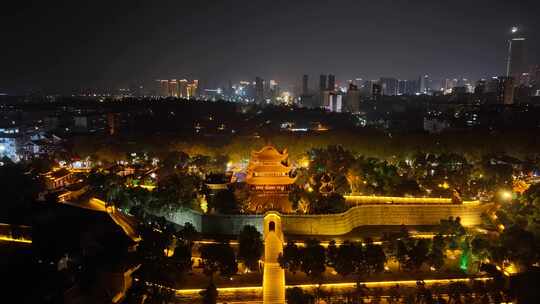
[0,236,32,244]
[438,181,450,189]
[153,277,492,296]
[499,190,512,201]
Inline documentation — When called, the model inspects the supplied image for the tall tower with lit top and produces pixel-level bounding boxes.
[506,26,527,83]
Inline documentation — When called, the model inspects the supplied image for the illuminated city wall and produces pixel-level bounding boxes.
[344,195,479,205]
[165,202,485,236]
[280,203,485,236]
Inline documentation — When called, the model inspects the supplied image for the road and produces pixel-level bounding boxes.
[263,228,285,304]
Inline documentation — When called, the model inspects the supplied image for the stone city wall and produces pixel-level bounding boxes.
[345,195,479,205]
[280,203,485,236]
[164,208,263,235]
[201,213,264,235]
[165,203,485,236]
[164,208,204,231]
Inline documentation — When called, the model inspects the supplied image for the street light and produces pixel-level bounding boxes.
[499,190,512,201]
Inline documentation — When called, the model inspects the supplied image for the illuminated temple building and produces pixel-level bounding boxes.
[246,146,296,212]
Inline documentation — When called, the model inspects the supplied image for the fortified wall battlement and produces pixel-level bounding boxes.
[165,202,485,236]
[280,202,484,236]
[166,208,263,235]
[345,195,479,205]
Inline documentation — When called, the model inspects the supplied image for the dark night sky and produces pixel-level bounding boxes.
[1,0,539,93]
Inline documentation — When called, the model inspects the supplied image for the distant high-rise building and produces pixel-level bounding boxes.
[323,92,342,112]
[397,79,419,95]
[344,83,360,113]
[328,74,336,91]
[302,75,309,95]
[269,80,278,90]
[255,77,264,103]
[319,75,327,91]
[419,75,430,94]
[226,80,234,98]
[300,75,315,108]
[474,79,486,96]
[398,80,406,95]
[157,80,169,97]
[399,79,419,95]
[380,78,398,96]
[269,80,279,102]
[443,78,458,94]
[186,80,198,99]
[169,79,179,97]
[499,76,514,104]
[487,76,514,104]
[372,82,382,101]
[264,79,271,99]
[178,79,188,98]
[507,27,527,83]
[360,80,378,98]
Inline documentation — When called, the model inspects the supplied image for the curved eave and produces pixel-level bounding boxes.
[251,147,288,162]
[248,165,293,173]
[246,176,297,185]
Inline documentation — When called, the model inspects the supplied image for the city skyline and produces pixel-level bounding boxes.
[1,0,540,94]
[3,2,540,304]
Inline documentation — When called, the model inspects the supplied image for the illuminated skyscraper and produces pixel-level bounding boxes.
[169,79,179,97]
[179,79,188,98]
[186,80,198,99]
[506,27,527,84]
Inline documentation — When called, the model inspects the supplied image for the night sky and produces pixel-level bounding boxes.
[1,0,539,93]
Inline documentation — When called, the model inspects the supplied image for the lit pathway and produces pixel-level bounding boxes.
[263,214,285,304]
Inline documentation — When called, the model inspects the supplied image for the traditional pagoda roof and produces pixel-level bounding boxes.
[247,164,292,173]
[246,145,296,186]
[251,146,288,162]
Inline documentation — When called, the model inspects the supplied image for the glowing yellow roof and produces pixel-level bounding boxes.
[251,146,288,162]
